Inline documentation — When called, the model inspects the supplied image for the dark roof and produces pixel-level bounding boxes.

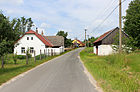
[46,36,64,46]
[15,30,53,47]
[94,27,118,44]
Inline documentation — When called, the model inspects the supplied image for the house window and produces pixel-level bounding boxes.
[30,47,34,53]
[27,37,29,40]
[21,47,25,53]
[31,37,33,40]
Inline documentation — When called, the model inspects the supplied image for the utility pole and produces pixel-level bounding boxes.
[119,0,122,53]
[85,28,87,47]
[87,35,89,47]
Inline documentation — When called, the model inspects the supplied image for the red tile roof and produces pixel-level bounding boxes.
[15,30,53,47]
[77,40,85,46]
[94,30,112,43]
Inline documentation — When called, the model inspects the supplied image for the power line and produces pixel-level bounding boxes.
[88,0,117,28]
[76,0,117,40]
[91,0,127,33]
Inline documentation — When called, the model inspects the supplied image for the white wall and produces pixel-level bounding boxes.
[14,34,65,57]
[94,45,116,56]
[14,34,46,57]
[46,46,64,56]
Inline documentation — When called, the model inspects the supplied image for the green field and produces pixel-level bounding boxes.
[0,50,72,86]
[80,47,140,92]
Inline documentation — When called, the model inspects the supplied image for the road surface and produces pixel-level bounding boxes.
[0,48,99,92]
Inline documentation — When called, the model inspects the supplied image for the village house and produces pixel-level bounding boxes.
[93,27,128,55]
[72,39,85,47]
[14,29,64,57]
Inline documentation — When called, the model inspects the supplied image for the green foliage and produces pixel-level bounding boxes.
[88,37,98,47]
[17,55,26,59]
[13,54,17,64]
[80,48,140,92]
[123,0,140,49]
[11,16,33,36]
[35,54,46,60]
[56,31,72,47]
[0,12,15,56]
[17,54,31,59]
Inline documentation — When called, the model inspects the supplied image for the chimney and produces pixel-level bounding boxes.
[36,27,38,34]
[41,30,44,35]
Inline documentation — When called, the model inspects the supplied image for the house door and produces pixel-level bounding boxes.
[96,46,98,55]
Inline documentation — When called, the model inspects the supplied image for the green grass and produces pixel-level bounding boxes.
[80,47,140,92]
[0,49,73,86]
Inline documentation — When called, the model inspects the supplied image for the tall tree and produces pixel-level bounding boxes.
[0,12,16,68]
[27,18,33,31]
[123,0,140,49]
[56,31,72,47]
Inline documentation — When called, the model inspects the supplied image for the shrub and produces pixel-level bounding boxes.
[13,54,17,64]
[35,54,46,60]
[17,54,32,59]
[17,55,26,59]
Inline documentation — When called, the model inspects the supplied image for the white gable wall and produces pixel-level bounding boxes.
[46,46,64,56]
[94,45,115,55]
[14,34,46,56]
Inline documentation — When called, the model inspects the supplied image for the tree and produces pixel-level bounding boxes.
[56,31,72,47]
[84,37,98,47]
[123,0,140,49]
[0,12,16,68]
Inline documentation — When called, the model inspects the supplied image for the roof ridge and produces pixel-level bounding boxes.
[43,35,54,46]
[93,27,118,43]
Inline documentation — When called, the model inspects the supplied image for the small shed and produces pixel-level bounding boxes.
[93,27,128,55]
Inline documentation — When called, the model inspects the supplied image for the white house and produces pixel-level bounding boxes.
[93,27,129,55]
[14,29,64,57]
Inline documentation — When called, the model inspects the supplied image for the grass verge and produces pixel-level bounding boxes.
[80,47,140,92]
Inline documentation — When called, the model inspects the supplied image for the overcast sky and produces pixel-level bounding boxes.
[0,0,132,40]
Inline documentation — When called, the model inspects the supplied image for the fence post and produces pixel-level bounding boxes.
[48,49,50,56]
[1,56,4,68]
[26,51,28,65]
[40,49,42,60]
[44,49,46,58]
[51,49,53,56]
[34,50,36,62]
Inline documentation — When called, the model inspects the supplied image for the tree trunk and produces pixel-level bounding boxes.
[1,56,4,68]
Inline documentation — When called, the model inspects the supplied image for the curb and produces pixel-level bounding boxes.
[78,55,103,92]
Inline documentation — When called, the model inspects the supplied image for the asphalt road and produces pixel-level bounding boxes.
[0,48,99,92]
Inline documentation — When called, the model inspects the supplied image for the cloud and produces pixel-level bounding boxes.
[0,0,24,5]
[40,23,51,29]
[0,0,133,40]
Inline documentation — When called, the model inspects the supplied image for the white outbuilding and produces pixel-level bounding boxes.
[93,27,129,55]
[14,29,64,57]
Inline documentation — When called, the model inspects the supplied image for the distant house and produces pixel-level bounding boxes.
[93,27,128,55]
[46,36,64,55]
[14,29,64,57]
[72,39,85,47]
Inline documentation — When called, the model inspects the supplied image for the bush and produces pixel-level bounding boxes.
[17,55,26,59]
[35,54,46,60]
[17,54,32,59]
[13,54,17,64]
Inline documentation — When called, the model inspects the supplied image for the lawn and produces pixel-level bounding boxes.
[80,47,140,92]
[0,50,72,86]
